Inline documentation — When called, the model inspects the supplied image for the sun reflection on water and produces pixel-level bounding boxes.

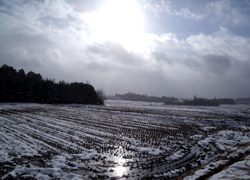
[114,166,126,177]
[112,156,128,177]
[117,157,126,165]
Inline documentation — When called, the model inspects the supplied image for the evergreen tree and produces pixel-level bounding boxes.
[0,64,104,105]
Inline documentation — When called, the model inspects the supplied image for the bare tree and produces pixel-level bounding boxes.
[96,88,106,105]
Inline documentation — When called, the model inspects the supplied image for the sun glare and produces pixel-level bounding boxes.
[89,0,145,51]
[114,166,126,177]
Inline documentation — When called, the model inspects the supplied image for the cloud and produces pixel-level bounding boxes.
[174,8,204,20]
[85,42,143,67]
[65,0,101,13]
[0,0,250,98]
[143,0,203,21]
[202,53,232,75]
[41,0,74,19]
[186,27,250,61]
[205,0,249,25]
[151,51,172,64]
[11,47,30,61]
[239,61,250,79]
[143,0,171,15]
[85,62,111,73]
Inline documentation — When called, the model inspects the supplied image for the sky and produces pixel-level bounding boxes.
[0,0,250,99]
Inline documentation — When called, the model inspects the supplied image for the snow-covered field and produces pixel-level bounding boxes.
[0,100,250,179]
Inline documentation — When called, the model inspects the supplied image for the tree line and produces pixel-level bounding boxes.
[182,95,235,106]
[235,98,250,104]
[115,92,176,103]
[0,64,104,105]
[116,92,235,106]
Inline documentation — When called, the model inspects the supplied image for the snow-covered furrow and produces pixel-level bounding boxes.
[1,103,250,179]
[2,108,112,146]
[1,119,84,155]
[59,106,175,130]
[24,107,183,147]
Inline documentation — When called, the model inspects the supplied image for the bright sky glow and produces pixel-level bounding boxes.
[88,0,146,51]
[1,0,250,98]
